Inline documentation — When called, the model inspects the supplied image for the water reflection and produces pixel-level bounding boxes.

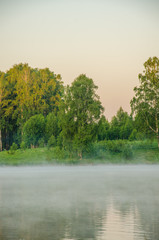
[98,203,144,240]
[0,165,158,240]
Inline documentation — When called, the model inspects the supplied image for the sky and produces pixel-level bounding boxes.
[0,0,159,120]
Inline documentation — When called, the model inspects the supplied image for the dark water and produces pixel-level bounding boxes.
[0,165,159,240]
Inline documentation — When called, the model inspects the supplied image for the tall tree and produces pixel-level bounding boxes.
[131,57,159,147]
[0,71,5,151]
[97,115,110,141]
[59,74,104,158]
[0,63,63,149]
[109,107,133,140]
[0,68,17,149]
[12,64,63,128]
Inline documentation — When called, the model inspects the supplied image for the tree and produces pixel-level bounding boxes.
[0,63,63,150]
[12,64,63,129]
[59,74,104,158]
[45,112,60,141]
[0,69,17,149]
[23,114,45,148]
[0,71,5,151]
[97,115,110,141]
[131,57,159,148]
[109,107,133,140]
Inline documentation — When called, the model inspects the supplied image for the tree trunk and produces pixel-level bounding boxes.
[78,151,82,160]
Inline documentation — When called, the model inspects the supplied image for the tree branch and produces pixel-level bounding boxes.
[145,117,156,133]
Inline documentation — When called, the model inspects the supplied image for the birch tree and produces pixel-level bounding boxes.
[131,57,159,148]
[59,74,104,158]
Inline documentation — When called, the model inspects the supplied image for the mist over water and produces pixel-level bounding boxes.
[0,165,159,240]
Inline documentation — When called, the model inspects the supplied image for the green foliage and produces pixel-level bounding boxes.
[131,139,158,150]
[8,142,18,155]
[85,141,108,159]
[88,140,133,160]
[131,57,159,147]
[129,129,137,141]
[106,140,128,153]
[38,138,45,148]
[120,117,133,139]
[23,114,45,148]
[50,146,68,160]
[97,115,110,140]
[20,141,26,150]
[45,113,60,141]
[109,107,133,140]
[136,132,146,140]
[11,142,18,151]
[0,140,159,165]
[47,135,56,148]
[0,69,17,149]
[122,144,133,159]
[56,132,64,148]
[59,74,104,158]
[0,64,63,150]
[1,57,158,154]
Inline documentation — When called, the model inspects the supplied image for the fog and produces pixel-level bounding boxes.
[0,165,159,240]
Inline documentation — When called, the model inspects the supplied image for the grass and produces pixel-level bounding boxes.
[0,141,159,166]
[0,148,48,165]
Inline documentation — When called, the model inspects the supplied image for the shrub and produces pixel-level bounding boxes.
[122,144,133,159]
[8,143,18,154]
[20,141,26,150]
[106,140,128,153]
[89,141,107,159]
[51,146,68,160]
[132,140,157,150]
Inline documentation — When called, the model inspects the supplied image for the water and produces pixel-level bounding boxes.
[0,165,159,240]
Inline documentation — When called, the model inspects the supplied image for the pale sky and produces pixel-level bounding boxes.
[0,0,159,120]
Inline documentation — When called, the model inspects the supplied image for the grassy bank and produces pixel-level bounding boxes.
[0,140,159,165]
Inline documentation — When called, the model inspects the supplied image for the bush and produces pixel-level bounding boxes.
[20,141,26,150]
[89,141,107,159]
[51,146,68,160]
[8,143,18,154]
[106,140,128,153]
[132,140,157,150]
[92,140,131,159]
[122,144,133,159]
[136,132,146,140]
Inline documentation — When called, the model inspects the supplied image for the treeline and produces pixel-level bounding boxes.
[0,58,158,157]
[0,64,63,150]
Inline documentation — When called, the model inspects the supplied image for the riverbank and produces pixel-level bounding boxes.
[0,143,159,165]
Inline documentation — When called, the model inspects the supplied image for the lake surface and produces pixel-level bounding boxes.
[0,165,159,240]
